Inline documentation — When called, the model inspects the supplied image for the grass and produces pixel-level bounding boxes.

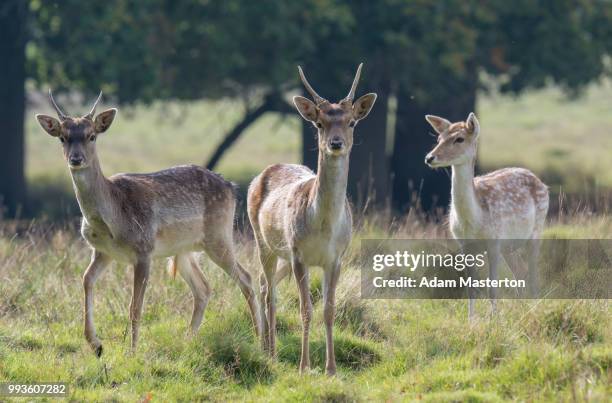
[477,80,612,193]
[0,214,610,402]
[4,83,610,400]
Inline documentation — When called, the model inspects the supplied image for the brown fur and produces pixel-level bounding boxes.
[36,103,261,356]
[248,65,376,376]
[425,112,549,319]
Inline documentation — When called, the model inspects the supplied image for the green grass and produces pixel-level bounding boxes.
[477,80,612,192]
[7,83,612,400]
[0,216,610,401]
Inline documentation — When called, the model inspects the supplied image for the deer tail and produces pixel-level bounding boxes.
[167,256,178,280]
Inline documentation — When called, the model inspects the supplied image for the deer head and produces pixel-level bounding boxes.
[36,90,117,169]
[293,63,377,157]
[424,112,480,167]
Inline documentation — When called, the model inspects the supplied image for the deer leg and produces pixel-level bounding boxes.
[292,254,312,373]
[274,258,291,286]
[83,250,111,357]
[258,272,269,351]
[323,261,341,376]
[204,241,262,339]
[264,260,277,356]
[503,250,528,297]
[487,241,501,316]
[257,249,277,355]
[505,251,528,281]
[462,243,477,322]
[129,256,151,352]
[176,253,211,333]
[527,238,541,298]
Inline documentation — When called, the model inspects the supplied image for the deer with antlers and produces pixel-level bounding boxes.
[425,113,549,319]
[35,91,260,356]
[247,64,376,375]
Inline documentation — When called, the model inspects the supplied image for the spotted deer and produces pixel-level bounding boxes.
[424,113,549,318]
[35,91,260,356]
[247,64,376,375]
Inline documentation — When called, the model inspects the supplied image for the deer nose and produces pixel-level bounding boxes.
[70,156,84,166]
[330,138,344,150]
[425,155,435,165]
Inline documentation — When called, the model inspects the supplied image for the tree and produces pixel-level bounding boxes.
[2,0,611,218]
[0,1,27,217]
[389,0,612,212]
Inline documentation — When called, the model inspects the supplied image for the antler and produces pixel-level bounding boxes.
[84,91,103,120]
[297,66,327,105]
[342,63,363,103]
[48,89,68,121]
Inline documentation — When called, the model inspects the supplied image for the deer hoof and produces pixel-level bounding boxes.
[94,344,103,358]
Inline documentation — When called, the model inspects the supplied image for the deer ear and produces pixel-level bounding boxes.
[466,112,480,135]
[353,93,377,121]
[36,114,61,137]
[425,115,451,134]
[293,96,318,122]
[94,108,117,133]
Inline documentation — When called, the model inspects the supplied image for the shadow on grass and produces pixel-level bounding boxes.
[26,178,79,220]
[419,390,503,403]
[277,333,380,371]
[539,304,604,345]
[335,297,387,341]
[188,309,274,388]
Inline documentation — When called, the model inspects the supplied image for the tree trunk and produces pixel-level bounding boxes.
[301,117,318,171]
[0,1,27,218]
[205,93,293,170]
[301,87,391,209]
[206,96,273,170]
[391,74,477,214]
[347,85,389,208]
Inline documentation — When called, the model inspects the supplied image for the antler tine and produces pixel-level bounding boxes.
[297,66,327,105]
[84,91,103,119]
[48,89,68,121]
[343,62,363,103]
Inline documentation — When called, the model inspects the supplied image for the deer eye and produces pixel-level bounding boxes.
[454,137,465,144]
[349,121,356,128]
[316,122,322,128]
[90,135,96,142]
[59,137,65,143]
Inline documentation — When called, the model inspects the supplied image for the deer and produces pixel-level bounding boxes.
[247,64,377,375]
[35,91,261,356]
[424,112,549,319]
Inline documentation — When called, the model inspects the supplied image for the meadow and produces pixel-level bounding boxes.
[0,214,610,401]
[0,83,610,401]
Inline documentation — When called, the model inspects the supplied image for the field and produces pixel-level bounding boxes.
[0,215,610,401]
[0,84,610,401]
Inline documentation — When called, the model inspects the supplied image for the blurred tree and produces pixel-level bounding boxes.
[344,0,612,212]
[0,0,27,218]
[293,0,612,212]
[1,0,611,218]
[28,0,310,171]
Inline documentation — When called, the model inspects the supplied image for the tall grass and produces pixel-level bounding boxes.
[5,82,611,399]
[0,212,609,401]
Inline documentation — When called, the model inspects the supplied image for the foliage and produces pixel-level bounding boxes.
[26,1,612,102]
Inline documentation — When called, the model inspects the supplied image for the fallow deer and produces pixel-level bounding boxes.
[35,91,260,356]
[425,113,549,319]
[247,64,377,375]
